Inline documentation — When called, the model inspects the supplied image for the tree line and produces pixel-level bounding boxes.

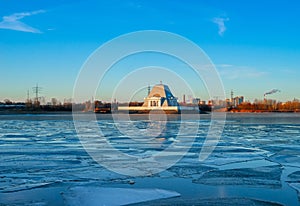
[230,99,300,112]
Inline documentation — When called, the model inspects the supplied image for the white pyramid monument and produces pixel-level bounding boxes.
[117,83,179,113]
[142,84,178,108]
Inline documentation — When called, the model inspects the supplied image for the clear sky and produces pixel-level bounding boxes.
[1,0,300,103]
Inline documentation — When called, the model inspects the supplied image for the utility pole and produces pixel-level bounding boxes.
[25,89,32,108]
[27,90,30,103]
[32,83,42,106]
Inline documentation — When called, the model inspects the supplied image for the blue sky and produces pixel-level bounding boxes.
[1,0,300,102]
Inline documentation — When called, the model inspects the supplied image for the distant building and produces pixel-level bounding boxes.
[192,98,201,105]
[226,98,231,107]
[142,84,178,108]
[94,101,112,113]
[118,83,179,113]
[233,96,244,107]
[199,100,206,105]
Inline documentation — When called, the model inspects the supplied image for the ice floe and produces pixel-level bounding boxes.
[193,166,282,188]
[63,187,180,206]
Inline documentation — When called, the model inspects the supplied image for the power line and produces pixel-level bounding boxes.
[32,83,42,105]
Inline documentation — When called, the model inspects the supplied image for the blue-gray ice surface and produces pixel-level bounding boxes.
[1,113,300,205]
[63,187,180,206]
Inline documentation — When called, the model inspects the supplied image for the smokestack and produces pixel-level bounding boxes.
[264,89,281,97]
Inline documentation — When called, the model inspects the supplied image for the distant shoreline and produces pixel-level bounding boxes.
[1,111,300,124]
[229,110,300,113]
[1,109,300,115]
[0,110,72,115]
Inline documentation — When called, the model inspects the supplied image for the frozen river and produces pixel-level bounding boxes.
[0,113,300,205]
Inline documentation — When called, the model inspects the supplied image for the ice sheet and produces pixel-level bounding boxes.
[287,171,300,182]
[193,166,282,188]
[130,197,283,206]
[1,114,300,205]
[62,187,180,206]
[288,183,300,199]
